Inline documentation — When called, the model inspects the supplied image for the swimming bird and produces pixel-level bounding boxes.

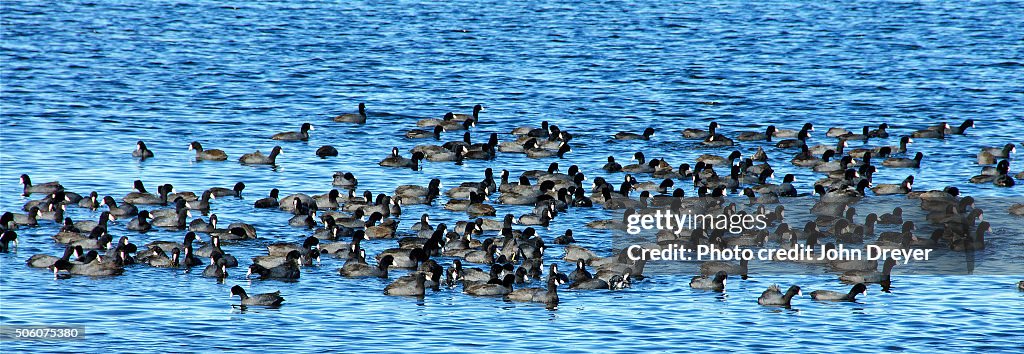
[750,147,768,162]
[151,206,189,230]
[124,184,170,206]
[267,236,321,259]
[613,127,655,140]
[840,257,896,285]
[511,120,549,136]
[360,209,398,239]
[949,221,990,252]
[49,257,124,277]
[517,207,555,227]
[791,146,826,167]
[602,156,623,172]
[813,154,853,174]
[569,276,610,290]
[289,205,317,229]
[247,250,301,280]
[757,284,801,306]
[569,259,593,283]
[334,102,367,123]
[867,123,890,138]
[885,136,914,155]
[419,111,454,129]
[188,141,227,161]
[76,191,100,210]
[19,174,63,196]
[180,191,210,214]
[875,222,916,248]
[620,154,657,174]
[912,123,947,139]
[315,144,339,156]
[126,211,152,233]
[945,119,975,135]
[827,127,850,137]
[133,140,154,159]
[180,244,204,268]
[441,116,476,131]
[0,230,16,252]
[697,150,742,166]
[147,197,186,222]
[465,196,497,217]
[239,146,282,165]
[506,266,560,307]
[452,104,485,123]
[230,285,285,306]
[839,126,871,141]
[702,131,735,147]
[339,254,394,278]
[417,112,465,129]
[981,143,1016,158]
[6,208,39,228]
[321,231,365,259]
[379,147,424,170]
[682,121,719,139]
[878,207,903,225]
[525,142,571,159]
[331,172,359,190]
[971,160,1010,183]
[147,247,181,268]
[775,123,814,138]
[882,152,923,168]
[978,151,996,165]
[209,182,245,198]
[689,270,727,291]
[27,245,80,268]
[202,256,229,279]
[775,129,810,149]
[18,192,71,220]
[146,232,200,255]
[254,189,280,208]
[465,134,498,160]
[122,180,155,203]
[737,125,776,142]
[398,178,442,203]
[406,125,445,140]
[993,164,1016,187]
[852,137,909,158]
[465,274,515,296]
[405,214,433,234]
[427,145,469,163]
[384,272,427,297]
[1010,203,1024,216]
[271,123,313,141]
[872,175,914,195]
[312,190,341,210]
[810,283,867,301]
[809,139,847,157]
[754,173,797,197]
[194,236,238,266]
[164,184,197,203]
[700,259,749,280]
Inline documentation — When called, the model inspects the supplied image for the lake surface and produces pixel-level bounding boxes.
[2,0,1022,352]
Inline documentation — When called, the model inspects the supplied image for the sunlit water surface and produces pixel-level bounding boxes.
[2,0,1022,351]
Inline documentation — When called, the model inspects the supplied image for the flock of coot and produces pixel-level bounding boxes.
[3,104,1023,309]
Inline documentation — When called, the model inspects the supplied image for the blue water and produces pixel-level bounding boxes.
[2,0,1023,352]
